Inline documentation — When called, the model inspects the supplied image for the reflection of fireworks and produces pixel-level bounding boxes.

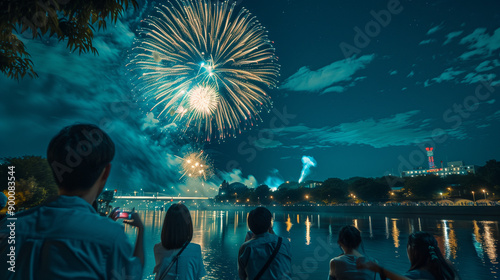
[177,151,213,181]
[127,0,279,140]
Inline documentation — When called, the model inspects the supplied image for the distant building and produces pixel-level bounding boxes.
[301,180,323,188]
[401,147,476,178]
[401,160,476,178]
[218,180,247,196]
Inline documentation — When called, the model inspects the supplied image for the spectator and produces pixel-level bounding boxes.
[154,203,206,280]
[0,124,144,279]
[329,225,377,280]
[238,207,292,280]
[357,231,460,280]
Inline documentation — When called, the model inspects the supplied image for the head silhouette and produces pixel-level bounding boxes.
[337,225,362,250]
[247,207,273,235]
[161,203,193,250]
[47,124,115,192]
[407,231,458,280]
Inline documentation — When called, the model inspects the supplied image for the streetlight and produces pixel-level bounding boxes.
[440,192,443,200]
[472,191,475,204]
[482,189,487,200]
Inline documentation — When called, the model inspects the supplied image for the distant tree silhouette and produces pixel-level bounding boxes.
[315,178,348,203]
[348,177,390,202]
[404,175,444,200]
[477,160,500,190]
[254,184,271,204]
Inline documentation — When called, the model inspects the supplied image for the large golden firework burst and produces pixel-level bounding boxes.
[127,0,280,140]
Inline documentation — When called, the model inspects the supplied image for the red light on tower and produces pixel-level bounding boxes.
[426,147,435,169]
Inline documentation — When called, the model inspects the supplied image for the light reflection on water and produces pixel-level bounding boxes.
[392,218,400,248]
[123,209,499,280]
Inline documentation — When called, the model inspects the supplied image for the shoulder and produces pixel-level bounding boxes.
[188,242,201,249]
[187,243,203,259]
[71,213,128,245]
[331,254,346,262]
[92,215,128,238]
[279,235,290,244]
[154,242,165,253]
[238,240,252,257]
[239,239,253,250]
[188,242,202,251]
[185,243,202,255]
[278,237,291,253]
[404,269,435,280]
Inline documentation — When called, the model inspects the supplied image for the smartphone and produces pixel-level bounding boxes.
[117,211,132,219]
[116,207,135,219]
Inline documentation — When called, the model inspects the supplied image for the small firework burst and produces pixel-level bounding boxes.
[177,150,213,181]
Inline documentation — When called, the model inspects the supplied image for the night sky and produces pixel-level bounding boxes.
[2,0,500,195]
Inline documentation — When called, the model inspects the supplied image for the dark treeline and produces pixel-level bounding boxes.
[216,160,500,205]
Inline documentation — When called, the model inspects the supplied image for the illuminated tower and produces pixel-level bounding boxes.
[426,147,435,169]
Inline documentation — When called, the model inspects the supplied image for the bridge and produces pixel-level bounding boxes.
[114,196,211,201]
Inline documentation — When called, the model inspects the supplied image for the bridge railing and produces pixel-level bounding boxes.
[115,196,211,200]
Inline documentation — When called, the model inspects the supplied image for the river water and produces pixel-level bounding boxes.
[122,208,499,279]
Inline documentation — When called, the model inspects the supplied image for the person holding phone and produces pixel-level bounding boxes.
[0,124,144,280]
[153,203,206,280]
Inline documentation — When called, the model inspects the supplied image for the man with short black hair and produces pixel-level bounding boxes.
[0,124,144,280]
[238,207,292,280]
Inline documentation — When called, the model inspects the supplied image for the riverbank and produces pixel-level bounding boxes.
[204,205,500,216]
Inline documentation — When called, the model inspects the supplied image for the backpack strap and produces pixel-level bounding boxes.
[157,242,189,280]
[254,237,283,280]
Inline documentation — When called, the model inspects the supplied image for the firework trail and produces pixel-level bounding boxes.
[298,156,316,183]
[127,0,280,140]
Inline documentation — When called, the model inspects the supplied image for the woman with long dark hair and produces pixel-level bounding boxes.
[153,203,206,280]
[357,231,459,280]
[328,225,377,280]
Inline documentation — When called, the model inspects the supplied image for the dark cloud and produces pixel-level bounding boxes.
[281,55,374,94]
[265,111,467,149]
